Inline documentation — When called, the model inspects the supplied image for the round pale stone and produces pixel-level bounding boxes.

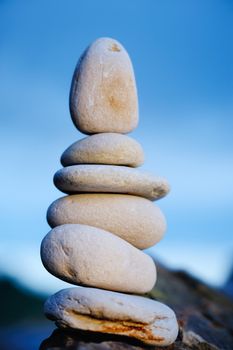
[47,194,166,249]
[69,37,138,134]
[61,133,144,167]
[44,287,179,346]
[54,164,169,201]
[41,224,156,294]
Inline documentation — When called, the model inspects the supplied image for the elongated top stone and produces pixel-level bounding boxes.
[69,37,138,134]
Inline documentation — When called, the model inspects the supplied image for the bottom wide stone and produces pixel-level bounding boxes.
[44,287,178,346]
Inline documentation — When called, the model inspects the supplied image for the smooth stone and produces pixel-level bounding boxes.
[69,37,138,134]
[47,194,166,249]
[61,133,144,167]
[41,224,156,293]
[44,286,179,346]
[54,164,169,201]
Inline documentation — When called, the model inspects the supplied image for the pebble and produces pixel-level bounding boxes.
[46,194,166,249]
[61,133,144,167]
[69,37,138,134]
[41,224,156,294]
[44,286,179,346]
[54,164,169,201]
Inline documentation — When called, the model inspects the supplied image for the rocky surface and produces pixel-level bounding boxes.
[40,263,233,350]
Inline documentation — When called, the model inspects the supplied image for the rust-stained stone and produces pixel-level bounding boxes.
[40,262,233,350]
[43,286,178,346]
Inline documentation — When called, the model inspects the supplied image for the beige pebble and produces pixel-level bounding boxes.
[47,194,166,249]
[54,164,169,201]
[61,133,144,167]
[41,224,156,294]
[44,286,179,346]
[69,37,138,134]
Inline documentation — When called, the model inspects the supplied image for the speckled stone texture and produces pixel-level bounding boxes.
[46,194,166,249]
[54,164,169,200]
[41,224,156,294]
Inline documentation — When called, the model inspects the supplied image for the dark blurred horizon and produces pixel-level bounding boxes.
[1,0,233,294]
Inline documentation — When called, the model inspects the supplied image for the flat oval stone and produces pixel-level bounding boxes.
[44,286,178,346]
[47,194,166,249]
[61,133,144,167]
[69,37,138,134]
[41,224,156,294]
[54,165,169,201]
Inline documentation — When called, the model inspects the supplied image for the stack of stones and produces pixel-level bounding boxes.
[41,38,178,346]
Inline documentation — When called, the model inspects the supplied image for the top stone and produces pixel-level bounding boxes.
[69,37,139,134]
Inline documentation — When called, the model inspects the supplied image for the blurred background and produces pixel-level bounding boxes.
[0,0,233,348]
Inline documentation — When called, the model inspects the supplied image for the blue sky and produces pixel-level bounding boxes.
[0,0,233,293]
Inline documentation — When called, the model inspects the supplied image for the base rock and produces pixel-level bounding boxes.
[44,286,178,346]
[40,262,233,350]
